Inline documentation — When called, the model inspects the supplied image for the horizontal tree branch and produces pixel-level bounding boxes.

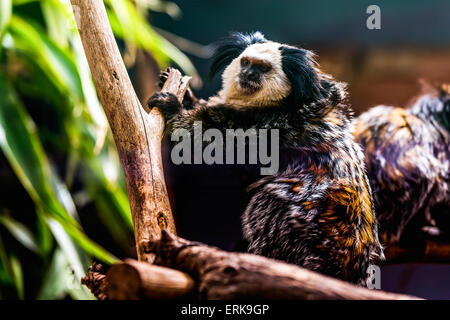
[84,231,420,300]
[106,258,195,300]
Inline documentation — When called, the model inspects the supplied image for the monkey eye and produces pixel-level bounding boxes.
[241,58,250,67]
[258,64,272,73]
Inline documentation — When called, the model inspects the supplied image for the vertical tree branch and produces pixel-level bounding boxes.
[70,0,182,261]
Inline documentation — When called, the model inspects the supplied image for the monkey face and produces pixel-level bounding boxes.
[220,42,292,107]
[238,56,272,94]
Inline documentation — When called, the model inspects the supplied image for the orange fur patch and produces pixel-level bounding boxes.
[324,110,344,126]
[291,182,303,193]
[318,179,375,271]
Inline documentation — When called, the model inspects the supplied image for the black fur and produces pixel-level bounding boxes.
[280,46,325,107]
[412,86,450,132]
[209,31,267,80]
[147,92,182,120]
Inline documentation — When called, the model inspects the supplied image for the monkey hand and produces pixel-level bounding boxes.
[147,91,182,121]
[158,68,198,110]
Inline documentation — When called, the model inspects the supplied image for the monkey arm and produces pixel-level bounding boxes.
[147,90,293,133]
[147,92,183,121]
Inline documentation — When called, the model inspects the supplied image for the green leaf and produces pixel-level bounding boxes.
[41,0,70,48]
[12,0,39,5]
[0,235,12,285]
[0,76,117,265]
[106,0,198,78]
[44,213,110,299]
[87,145,133,229]
[45,217,86,282]
[71,34,108,150]
[9,254,24,299]
[0,0,12,38]
[8,16,84,99]
[48,213,118,265]
[0,215,39,254]
[0,74,77,225]
[0,0,200,300]
[76,136,133,252]
[83,162,134,252]
[48,167,79,220]
[36,213,53,257]
[37,248,72,300]
[38,248,94,300]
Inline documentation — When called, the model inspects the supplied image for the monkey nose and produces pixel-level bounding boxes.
[242,70,260,82]
[248,72,259,81]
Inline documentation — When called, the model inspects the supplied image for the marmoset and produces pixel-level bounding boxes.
[148,32,383,285]
[354,84,450,245]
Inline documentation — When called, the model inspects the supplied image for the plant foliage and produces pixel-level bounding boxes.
[0,0,196,299]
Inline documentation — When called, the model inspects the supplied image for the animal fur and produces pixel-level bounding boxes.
[354,84,450,245]
[148,32,383,285]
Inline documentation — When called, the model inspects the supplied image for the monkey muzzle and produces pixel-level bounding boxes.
[238,66,263,94]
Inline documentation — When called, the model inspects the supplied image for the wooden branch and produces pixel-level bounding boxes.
[85,237,450,299]
[106,259,195,300]
[70,0,185,262]
[81,262,109,300]
[84,232,420,300]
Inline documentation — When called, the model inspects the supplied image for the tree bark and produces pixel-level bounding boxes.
[70,0,184,262]
[89,231,420,300]
[106,258,195,300]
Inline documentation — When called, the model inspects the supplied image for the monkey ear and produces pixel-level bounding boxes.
[208,31,267,80]
[280,46,324,106]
